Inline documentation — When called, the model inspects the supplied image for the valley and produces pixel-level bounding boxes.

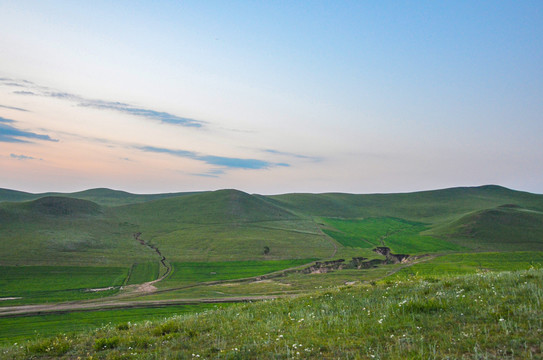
[0,185,542,357]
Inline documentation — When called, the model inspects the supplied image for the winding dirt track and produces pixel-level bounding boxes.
[0,295,284,318]
[0,229,434,318]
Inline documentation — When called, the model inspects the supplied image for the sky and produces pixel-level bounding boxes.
[1,1,542,195]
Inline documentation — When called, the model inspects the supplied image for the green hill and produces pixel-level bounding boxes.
[112,189,330,263]
[269,185,543,223]
[430,205,543,251]
[29,196,102,216]
[115,189,297,226]
[0,188,36,202]
[0,187,199,206]
[0,197,153,267]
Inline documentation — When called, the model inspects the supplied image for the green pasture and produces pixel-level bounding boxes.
[322,217,462,254]
[0,206,155,267]
[0,266,128,305]
[0,304,223,345]
[143,262,404,301]
[162,259,316,287]
[391,251,543,279]
[3,268,541,359]
[125,262,160,285]
[145,222,333,262]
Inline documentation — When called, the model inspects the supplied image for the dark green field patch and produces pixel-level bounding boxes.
[0,304,224,344]
[0,266,128,305]
[322,217,462,253]
[391,251,543,279]
[163,259,316,286]
[125,262,159,285]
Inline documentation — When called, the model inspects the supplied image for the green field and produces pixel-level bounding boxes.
[391,251,543,279]
[322,217,463,253]
[0,266,128,305]
[125,262,160,285]
[0,185,542,349]
[162,259,316,286]
[0,304,224,345]
[2,268,541,358]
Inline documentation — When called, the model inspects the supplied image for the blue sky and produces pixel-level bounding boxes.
[0,1,542,194]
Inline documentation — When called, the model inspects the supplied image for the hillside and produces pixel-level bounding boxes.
[430,205,543,251]
[112,189,331,262]
[115,189,298,225]
[2,268,541,359]
[0,184,543,349]
[0,197,154,267]
[268,185,543,223]
[0,187,198,206]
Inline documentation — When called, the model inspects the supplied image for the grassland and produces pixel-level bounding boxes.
[1,184,543,351]
[2,268,541,359]
[125,262,160,285]
[322,217,463,254]
[0,304,224,345]
[391,251,543,279]
[0,266,128,306]
[161,259,316,287]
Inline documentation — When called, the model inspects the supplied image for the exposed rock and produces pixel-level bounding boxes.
[373,246,410,264]
[300,259,345,274]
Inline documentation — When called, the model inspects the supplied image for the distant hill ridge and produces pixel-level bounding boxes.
[1,185,543,223]
[115,189,298,225]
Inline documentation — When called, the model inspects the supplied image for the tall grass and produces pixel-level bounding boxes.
[3,268,541,359]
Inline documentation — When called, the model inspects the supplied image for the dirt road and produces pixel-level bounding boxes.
[0,295,283,318]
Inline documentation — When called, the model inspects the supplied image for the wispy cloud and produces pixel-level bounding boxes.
[3,78,205,128]
[0,104,29,112]
[138,145,288,170]
[0,116,58,143]
[191,168,225,178]
[263,149,322,162]
[10,153,42,161]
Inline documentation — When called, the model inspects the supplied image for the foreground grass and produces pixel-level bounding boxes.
[0,304,222,345]
[2,268,542,359]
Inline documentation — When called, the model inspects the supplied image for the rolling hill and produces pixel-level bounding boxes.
[1,184,543,348]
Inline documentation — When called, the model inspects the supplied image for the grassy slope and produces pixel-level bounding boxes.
[429,205,543,251]
[0,304,223,345]
[2,268,541,359]
[391,251,543,278]
[0,197,155,267]
[269,185,543,223]
[1,186,542,300]
[321,217,464,254]
[0,188,199,206]
[0,266,128,305]
[112,189,334,262]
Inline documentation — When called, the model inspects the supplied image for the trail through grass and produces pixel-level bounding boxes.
[2,268,541,359]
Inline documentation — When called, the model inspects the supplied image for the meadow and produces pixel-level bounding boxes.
[1,185,543,354]
[125,262,160,285]
[0,266,128,305]
[2,268,541,359]
[0,304,224,345]
[391,251,543,279]
[161,259,316,287]
[321,217,463,253]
